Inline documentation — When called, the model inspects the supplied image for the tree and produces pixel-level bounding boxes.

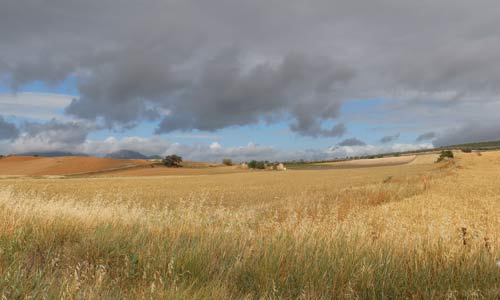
[436,150,454,163]
[162,155,183,167]
[248,160,266,169]
[222,158,233,166]
[248,160,257,169]
[255,161,266,169]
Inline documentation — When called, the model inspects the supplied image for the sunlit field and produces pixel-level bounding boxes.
[1,152,499,299]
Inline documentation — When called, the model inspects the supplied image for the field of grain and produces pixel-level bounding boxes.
[0,156,245,177]
[1,151,500,299]
[96,165,245,177]
[317,155,417,168]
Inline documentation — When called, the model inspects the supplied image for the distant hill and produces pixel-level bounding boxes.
[441,140,500,151]
[105,149,161,160]
[17,151,88,157]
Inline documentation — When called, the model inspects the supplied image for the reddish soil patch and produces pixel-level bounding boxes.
[0,156,150,176]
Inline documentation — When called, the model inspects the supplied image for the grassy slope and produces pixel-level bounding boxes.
[0,152,499,299]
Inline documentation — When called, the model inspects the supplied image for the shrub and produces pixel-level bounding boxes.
[162,155,182,167]
[436,150,454,163]
[461,148,472,153]
[247,160,256,169]
[222,158,233,166]
[248,160,266,169]
[383,176,393,184]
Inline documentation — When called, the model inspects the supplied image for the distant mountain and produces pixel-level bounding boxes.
[105,149,160,160]
[18,151,88,157]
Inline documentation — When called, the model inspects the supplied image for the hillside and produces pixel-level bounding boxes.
[105,149,161,160]
[441,140,500,151]
[0,156,150,176]
[17,151,88,157]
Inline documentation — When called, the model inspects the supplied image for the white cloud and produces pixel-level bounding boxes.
[79,137,281,162]
[81,136,172,157]
[0,119,92,154]
[172,134,221,139]
[327,143,433,158]
[209,142,222,150]
[0,128,434,162]
[0,92,73,120]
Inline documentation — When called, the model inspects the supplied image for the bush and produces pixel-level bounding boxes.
[461,148,472,153]
[222,158,233,166]
[383,176,393,183]
[162,155,182,167]
[247,160,256,169]
[436,150,454,163]
[248,160,266,169]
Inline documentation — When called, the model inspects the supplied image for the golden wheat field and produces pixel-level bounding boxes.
[0,151,500,299]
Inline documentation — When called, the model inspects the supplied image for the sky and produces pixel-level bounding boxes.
[1,0,500,161]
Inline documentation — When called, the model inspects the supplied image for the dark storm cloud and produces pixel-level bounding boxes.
[290,122,346,138]
[338,138,366,147]
[416,132,436,142]
[433,124,500,147]
[2,0,500,141]
[152,50,353,135]
[65,52,185,127]
[380,133,400,144]
[22,119,91,145]
[0,116,19,140]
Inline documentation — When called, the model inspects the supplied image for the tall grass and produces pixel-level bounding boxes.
[0,153,499,299]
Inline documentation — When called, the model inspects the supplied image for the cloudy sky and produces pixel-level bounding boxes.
[1,0,499,161]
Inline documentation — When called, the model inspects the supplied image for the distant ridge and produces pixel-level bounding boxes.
[105,149,161,160]
[441,140,500,151]
[17,151,88,157]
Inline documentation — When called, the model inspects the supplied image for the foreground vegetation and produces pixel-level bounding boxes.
[0,152,499,299]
